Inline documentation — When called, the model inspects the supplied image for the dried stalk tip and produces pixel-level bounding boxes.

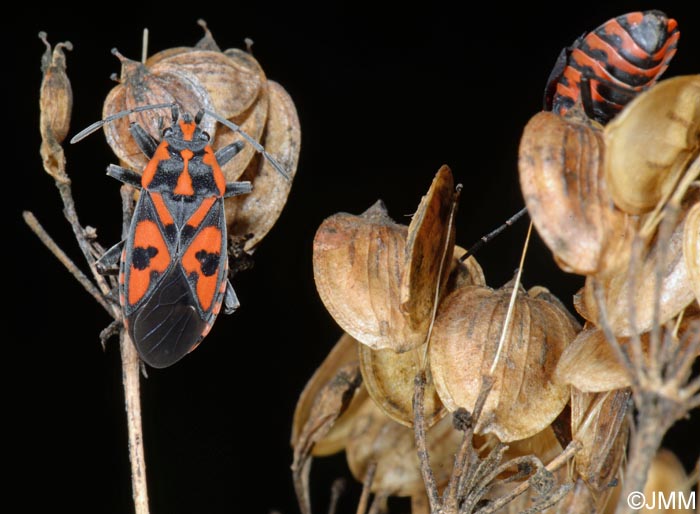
[39,32,73,181]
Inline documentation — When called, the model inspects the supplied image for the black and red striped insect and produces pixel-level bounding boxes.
[544,10,679,124]
[72,104,287,368]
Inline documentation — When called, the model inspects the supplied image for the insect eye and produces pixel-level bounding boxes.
[200,131,210,141]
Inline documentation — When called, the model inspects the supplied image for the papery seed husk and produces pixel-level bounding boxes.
[448,246,486,290]
[314,201,428,352]
[604,75,700,215]
[429,284,575,442]
[39,36,72,146]
[582,186,700,336]
[519,111,631,275]
[103,57,215,171]
[684,201,700,304]
[571,387,630,494]
[151,49,264,120]
[227,80,300,251]
[359,343,444,428]
[214,81,269,183]
[345,399,462,496]
[555,326,632,392]
[291,332,368,457]
[400,165,457,332]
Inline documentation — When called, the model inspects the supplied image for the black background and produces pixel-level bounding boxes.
[9,2,700,513]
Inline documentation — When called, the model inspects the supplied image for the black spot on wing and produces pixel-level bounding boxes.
[132,246,159,270]
[129,266,207,368]
[195,250,220,277]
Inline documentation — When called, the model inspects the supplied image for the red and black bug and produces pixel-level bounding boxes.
[72,104,288,368]
[544,10,679,124]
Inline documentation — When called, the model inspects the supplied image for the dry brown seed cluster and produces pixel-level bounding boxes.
[103,22,300,252]
[296,75,700,514]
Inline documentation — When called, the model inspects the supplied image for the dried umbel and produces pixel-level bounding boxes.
[604,75,700,215]
[429,283,577,442]
[518,112,633,275]
[101,22,299,252]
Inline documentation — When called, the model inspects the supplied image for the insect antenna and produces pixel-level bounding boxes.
[202,108,290,181]
[70,102,175,144]
[459,207,528,262]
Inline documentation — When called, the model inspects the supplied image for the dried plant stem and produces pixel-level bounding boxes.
[328,479,346,514]
[356,462,377,514]
[413,371,442,513]
[474,441,580,514]
[23,211,112,314]
[121,330,149,514]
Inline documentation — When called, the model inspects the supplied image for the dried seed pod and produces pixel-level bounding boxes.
[529,285,582,331]
[582,186,699,336]
[39,33,72,146]
[214,81,270,183]
[227,81,300,250]
[291,332,368,457]
[102,53,215,171]
[571,388,629,502]
[556,326,632,392]
[400,165,457,331]
[314,201,425,352]
[502,425,563,465]
[604,75,700,214]
[292,357,363,514]
[38,33,72,182]
[149,49,264,121]
[429,283,576,442]
[359,343,444,428]
[519,111,632,275]
[684,200,700,304]
[448,246,486,290]
[345,399,462,496]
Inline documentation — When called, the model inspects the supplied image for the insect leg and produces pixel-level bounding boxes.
[129,123,158,158]
[215,141,245,166]
[96,240,125,275]
[224,181,253,198]
[107,164,142,188]
[224,281,240,315]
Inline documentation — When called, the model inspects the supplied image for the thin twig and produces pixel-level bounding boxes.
[327,479,346,514]
[413,371,441,513]
[473,441,580,514]
[23,211,113,315]
[367,493,388,514]
[356,462,377,514]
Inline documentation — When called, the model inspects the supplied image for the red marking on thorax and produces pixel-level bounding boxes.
[142,143,171,188]
[179,120,196,141]
[203,146,226,196]
[174,149,195,196]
